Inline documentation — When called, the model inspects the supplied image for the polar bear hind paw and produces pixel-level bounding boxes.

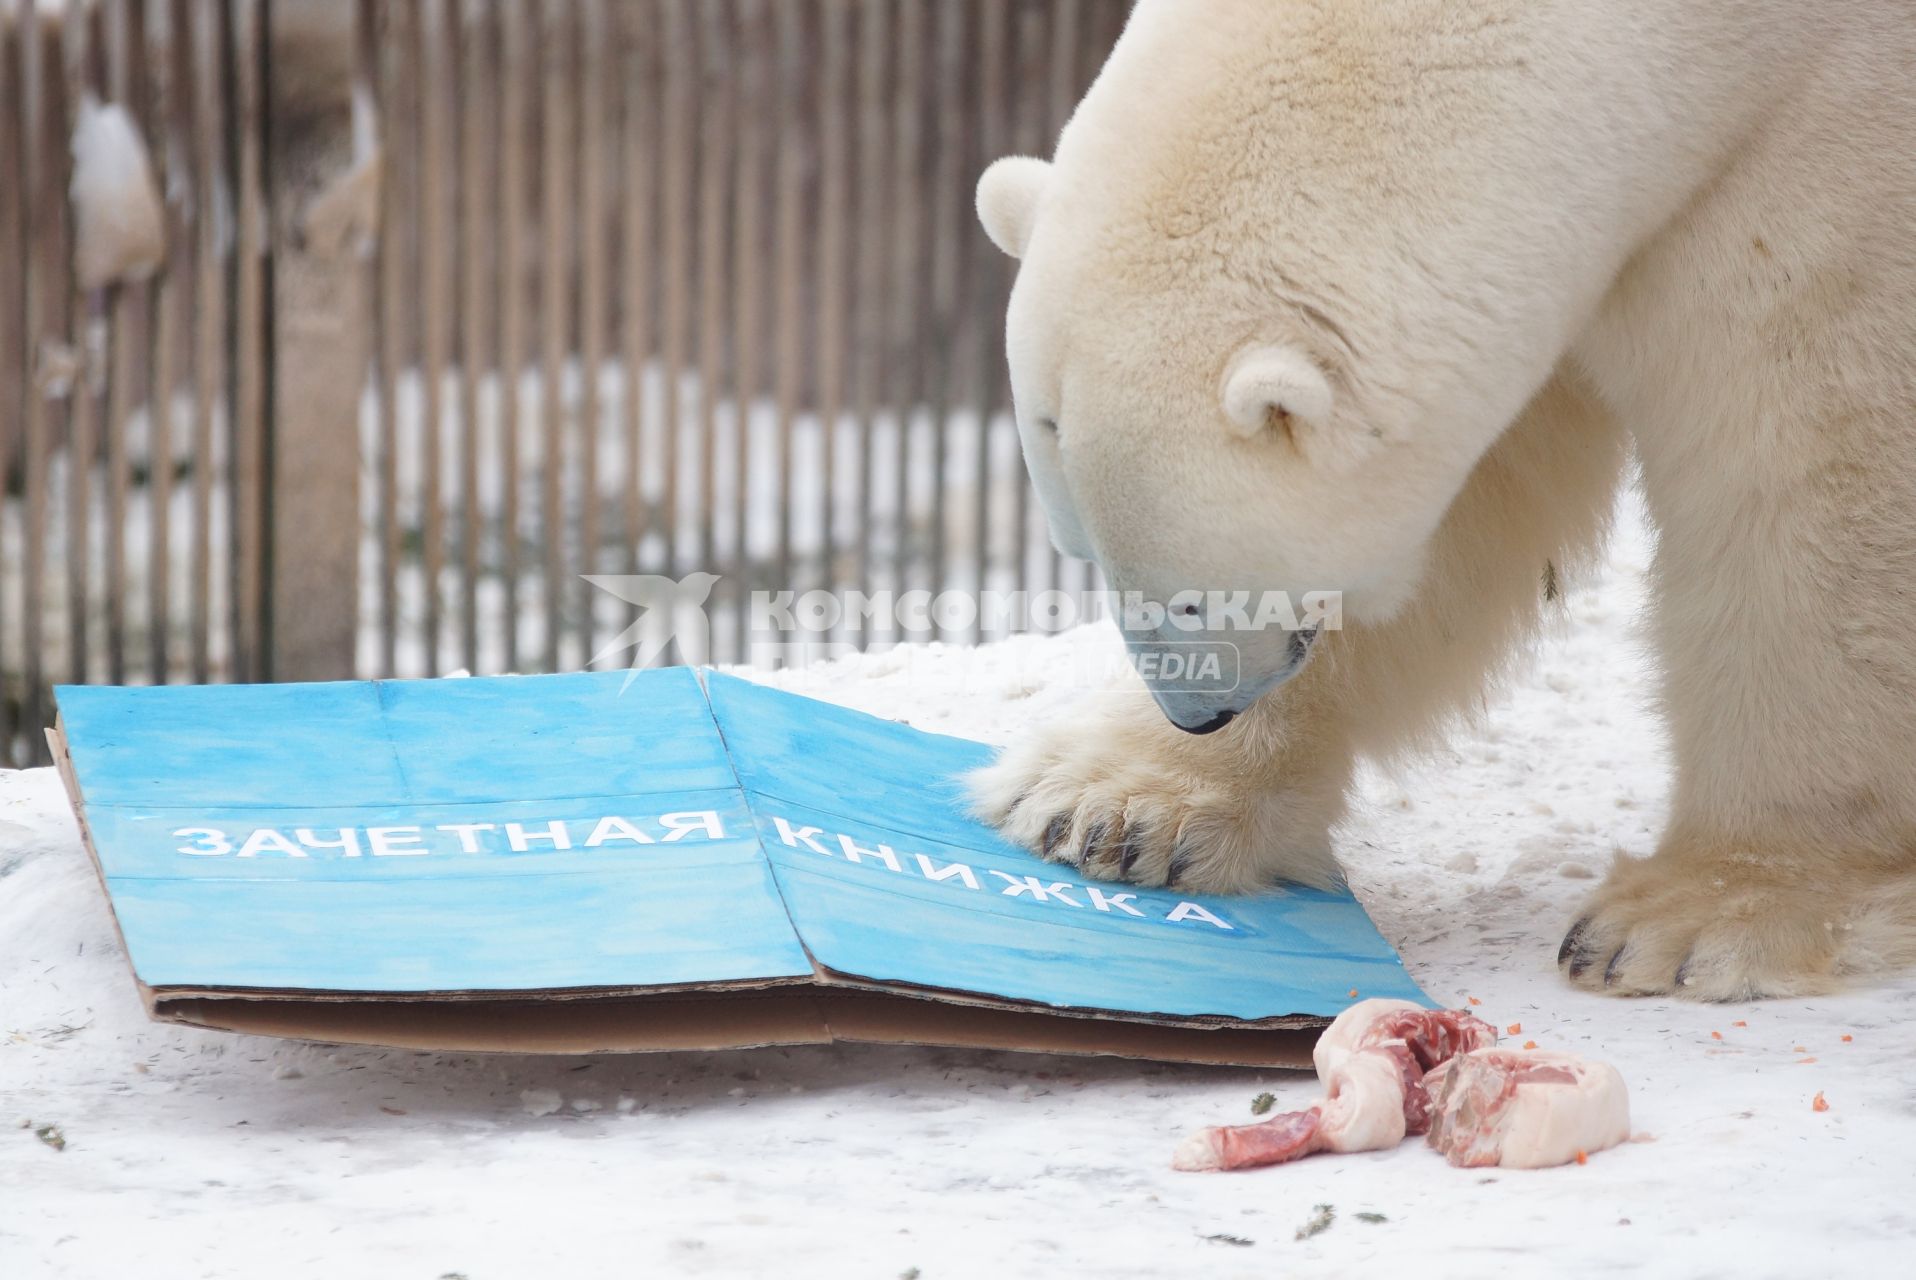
[1559,847,1916,1000]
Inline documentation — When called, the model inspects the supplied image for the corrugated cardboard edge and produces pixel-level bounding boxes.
[49,721,164,1017]
[148,988,1313,1067]
[49,723,1315,1069]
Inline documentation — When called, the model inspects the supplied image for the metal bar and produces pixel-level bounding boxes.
[576,0,609,660]
[537,0,571,672]
[496,0,526,670]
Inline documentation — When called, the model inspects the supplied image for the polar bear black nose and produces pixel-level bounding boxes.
[1181,708,1237,735]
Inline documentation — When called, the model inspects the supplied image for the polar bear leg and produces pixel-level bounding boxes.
[969,365,1629,892]
[1562,377,1916,997]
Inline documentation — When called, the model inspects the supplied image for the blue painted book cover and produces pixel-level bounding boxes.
[51,669,1427,1066]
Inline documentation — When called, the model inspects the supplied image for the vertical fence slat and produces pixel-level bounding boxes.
[23,14,70,755]
[885,0,924,630]
[968,0,1008,639]
[726,0,765,663]
[692,0,729,626]
[99,0,147,685]
[495,0,528,672]
[0,1,22,762]
[658,0,693,597]
[618,1,654,592]
[414,0,449,675]
[227,0,269,681]
[812,0,851,650]
[61,1,96,688]
[576,0,609,660]
[766,3,804,600]
[149,0,196,684]
[924,0,969,638]
[187,0,220,683]
[536,0,571,673]
[454,0,487,673]
[850,0,888,620]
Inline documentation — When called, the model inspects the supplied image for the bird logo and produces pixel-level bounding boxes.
[581,573,722,689]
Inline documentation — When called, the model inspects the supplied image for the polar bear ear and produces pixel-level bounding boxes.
[1222,346,1366,467]
[976,156,1051,259]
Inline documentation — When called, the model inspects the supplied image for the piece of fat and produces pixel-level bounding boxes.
[1424,1048,1631,1169]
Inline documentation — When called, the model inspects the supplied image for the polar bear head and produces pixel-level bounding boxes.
[976,0,1681,732]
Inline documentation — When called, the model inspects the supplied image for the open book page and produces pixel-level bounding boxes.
[55,669,814,994]
[706,673,1429,1021]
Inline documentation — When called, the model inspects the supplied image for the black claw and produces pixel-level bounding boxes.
[1041,814,1070,859]
[1003,790,1033,823]
[1602,946,1628,987]
[1673,952,1695,991]
[1080,821,1112,867]
[1166,845,1196,888]
[1118,830,1147,879]
[1558,916,1591,968]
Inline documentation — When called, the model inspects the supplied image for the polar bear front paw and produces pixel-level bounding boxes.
[966,693,1345,894]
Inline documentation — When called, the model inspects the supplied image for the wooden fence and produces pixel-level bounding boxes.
[0,0,1125,765]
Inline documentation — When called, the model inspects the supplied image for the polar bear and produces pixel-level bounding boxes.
[967,0,1916,1000]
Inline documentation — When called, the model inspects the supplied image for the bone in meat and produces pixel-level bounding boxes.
[1172,998,1497,1172]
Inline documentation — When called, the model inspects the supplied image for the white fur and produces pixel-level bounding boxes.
[975,156,1051,259]
[969,0,1916,999]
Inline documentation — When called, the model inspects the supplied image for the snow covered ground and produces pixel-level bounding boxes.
[3,492,1913,1278]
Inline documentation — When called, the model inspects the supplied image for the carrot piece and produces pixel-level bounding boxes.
[1812,1092,1830,1112]
[1797,1056,1818,1065]
[1709,1030,1723,1041]
[1348,989,1359,999]
[1523,1040,1539,1050]
[1574,1150,1589,1166]
[1467,996,1482,1006]
[1731,1020,1748,1028]
[1794,1045,1808,1053]
[1841,1034,1854,1043]
[1506,1022,1522,1035]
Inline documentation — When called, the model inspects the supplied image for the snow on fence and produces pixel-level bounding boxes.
[1,0,270,766]
[0,0,1121,765]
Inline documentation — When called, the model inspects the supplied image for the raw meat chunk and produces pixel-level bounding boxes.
[1423,1047,1630,1169]
[1172,999,1497,1172]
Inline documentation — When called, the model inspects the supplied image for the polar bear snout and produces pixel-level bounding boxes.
[1132,622,1322,736]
